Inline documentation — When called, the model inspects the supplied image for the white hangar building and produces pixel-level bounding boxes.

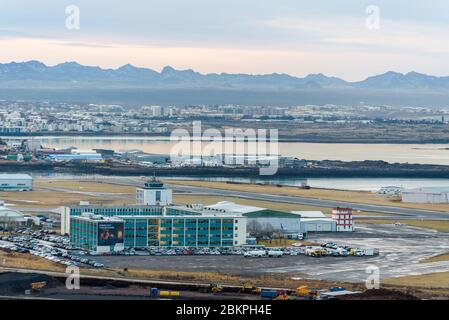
[402,187,449,204]
[0,174,33,191]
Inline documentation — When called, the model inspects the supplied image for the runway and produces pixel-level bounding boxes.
[165,183,449,220]
[38,176,449,220]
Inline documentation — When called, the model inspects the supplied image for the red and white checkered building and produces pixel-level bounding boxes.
[331,207,354,232]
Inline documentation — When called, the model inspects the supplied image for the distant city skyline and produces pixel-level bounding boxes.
[1,0,449,81]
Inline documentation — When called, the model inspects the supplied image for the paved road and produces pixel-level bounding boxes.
[36,186,134,200]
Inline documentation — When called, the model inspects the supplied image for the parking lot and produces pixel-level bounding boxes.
[297,223,449,281]
[0,230,104,268]
[3,223,449,284]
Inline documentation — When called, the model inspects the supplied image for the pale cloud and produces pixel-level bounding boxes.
[0,37,432,81]
[1,1,449,80]
[259,16,449,54]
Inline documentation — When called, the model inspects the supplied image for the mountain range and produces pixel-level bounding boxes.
[2,61,449,107]
[1,60,449,92]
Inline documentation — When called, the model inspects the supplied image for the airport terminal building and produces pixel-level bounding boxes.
[62,181,353,252]
[64,204,246,252]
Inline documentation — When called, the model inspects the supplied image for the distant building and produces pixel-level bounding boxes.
[293,209,354,233]
[0,174,33,191]
[402,187,449,203]
[136,178,172,206]
[205,201,302,236]
[279,157,307,168]
[46,153,103,162]
[294,211,336,233]
[332,208,354,232]
[215,154,279,166]
[378,186,403,195]
[0,201,26,230]
[93,149,115,159]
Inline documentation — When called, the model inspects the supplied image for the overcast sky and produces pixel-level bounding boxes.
[1,0,449,80]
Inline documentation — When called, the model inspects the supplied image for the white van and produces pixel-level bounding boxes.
[244,250,267,258]
[267,250,283,258]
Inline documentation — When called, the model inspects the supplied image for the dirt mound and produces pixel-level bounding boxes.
[0,272,61,294]
[336,288,419,300]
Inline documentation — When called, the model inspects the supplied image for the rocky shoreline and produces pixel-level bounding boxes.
[1,131,449,144]
[1,160,449,178]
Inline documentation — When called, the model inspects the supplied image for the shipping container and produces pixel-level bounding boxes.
[260,290,278,299]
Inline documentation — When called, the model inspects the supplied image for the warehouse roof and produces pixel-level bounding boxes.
[301,218,334,223]
[0,205,25,221]
[204,202,299,218]
[205,201,265,214]
[291,211,326,218]
[0,174,32,180]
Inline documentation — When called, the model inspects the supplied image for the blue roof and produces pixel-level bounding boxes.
[47,154,102,160]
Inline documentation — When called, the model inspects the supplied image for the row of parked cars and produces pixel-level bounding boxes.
[15,229,75,250]
[83,241,377,258]
[303,242,377,257]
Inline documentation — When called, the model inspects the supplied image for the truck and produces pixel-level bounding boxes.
[240,282,261,294]
[305,247,327,257]
[159,290,180,298]
[199,283,223,294]
[295,286,310,297]
[361,248,375,256]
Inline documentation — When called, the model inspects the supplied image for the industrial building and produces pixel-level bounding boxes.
[294,211,336,232]
[215,154,279,166]
[0,173,33,191]
[117,150,170,164]
[377,186,403,195]
[0,201,26,230]
[136,178,172,206]
[292,208,354,233]
[402,187,449,203]
[46,153,103,162]
[204,201,302,236]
